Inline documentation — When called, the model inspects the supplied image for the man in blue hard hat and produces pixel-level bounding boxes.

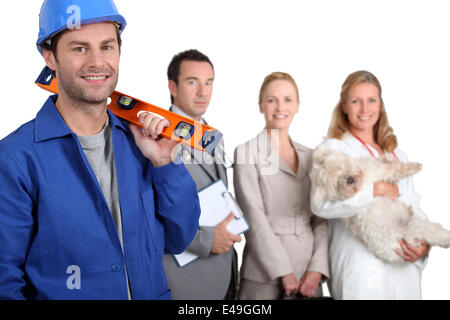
[0,0,200,300]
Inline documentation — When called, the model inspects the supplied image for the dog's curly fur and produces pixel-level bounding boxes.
[310,144,450,264]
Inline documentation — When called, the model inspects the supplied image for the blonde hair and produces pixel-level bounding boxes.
[258,72,299,104]
[327,70,398,152]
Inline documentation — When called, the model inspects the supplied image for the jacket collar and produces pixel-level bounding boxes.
[35,95,130,143]
[170,105,206,124]
[256,129,308,179]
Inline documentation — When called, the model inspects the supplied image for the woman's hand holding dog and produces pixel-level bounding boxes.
[395,239,430,263]
[374,181,430,262]
[373,181,399,201]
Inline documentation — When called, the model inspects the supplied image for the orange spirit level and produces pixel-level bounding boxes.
[35,67,222,155]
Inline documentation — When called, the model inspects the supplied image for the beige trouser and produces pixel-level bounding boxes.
[239,279,281,300]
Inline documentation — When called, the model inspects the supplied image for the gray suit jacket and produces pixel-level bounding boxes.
[163,109,235,300]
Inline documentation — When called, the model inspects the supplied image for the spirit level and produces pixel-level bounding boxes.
[35,66,222,155]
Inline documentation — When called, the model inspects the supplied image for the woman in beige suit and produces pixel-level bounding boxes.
[234,72,329,299]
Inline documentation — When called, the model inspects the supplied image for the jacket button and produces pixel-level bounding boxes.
[112,264,121,272]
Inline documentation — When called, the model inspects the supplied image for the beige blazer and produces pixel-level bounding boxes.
[233,130,329,284]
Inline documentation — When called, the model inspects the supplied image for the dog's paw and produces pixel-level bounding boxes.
[408,162,422,173]
[401,162,422,177]
[388,162,422,182]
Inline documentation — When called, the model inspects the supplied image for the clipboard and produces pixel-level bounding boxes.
[174,180,249,267]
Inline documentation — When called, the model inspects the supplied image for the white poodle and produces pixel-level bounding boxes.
[310,144,450,264]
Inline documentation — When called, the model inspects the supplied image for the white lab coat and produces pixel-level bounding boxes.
[310,132,428,300]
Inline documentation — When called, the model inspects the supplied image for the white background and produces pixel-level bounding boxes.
[1,0,449,299]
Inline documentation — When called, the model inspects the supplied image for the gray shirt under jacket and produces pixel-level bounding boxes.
[77,115,131,300]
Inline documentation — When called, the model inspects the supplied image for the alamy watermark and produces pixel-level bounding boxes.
[66,265,81,290]
[66,5,81,30]
[171,126,280,176]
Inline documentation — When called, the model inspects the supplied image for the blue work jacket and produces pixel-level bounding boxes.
[0,95,200,300]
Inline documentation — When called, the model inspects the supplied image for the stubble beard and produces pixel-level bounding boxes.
[57,66,118,109]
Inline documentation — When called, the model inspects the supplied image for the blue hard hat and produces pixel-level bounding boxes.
[37,0,127,54]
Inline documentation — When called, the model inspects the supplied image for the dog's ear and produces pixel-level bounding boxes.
[310,165,332,205]
[311,186,326,207]
[313,145,331,166]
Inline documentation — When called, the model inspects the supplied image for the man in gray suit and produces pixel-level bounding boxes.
[163,49,242,300]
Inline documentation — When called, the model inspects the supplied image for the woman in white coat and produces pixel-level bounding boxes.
[310,70,430,299]
[234,72,329,299]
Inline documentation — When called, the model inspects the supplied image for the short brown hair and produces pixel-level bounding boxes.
[167,49,214,104]
[327,70,398,152]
